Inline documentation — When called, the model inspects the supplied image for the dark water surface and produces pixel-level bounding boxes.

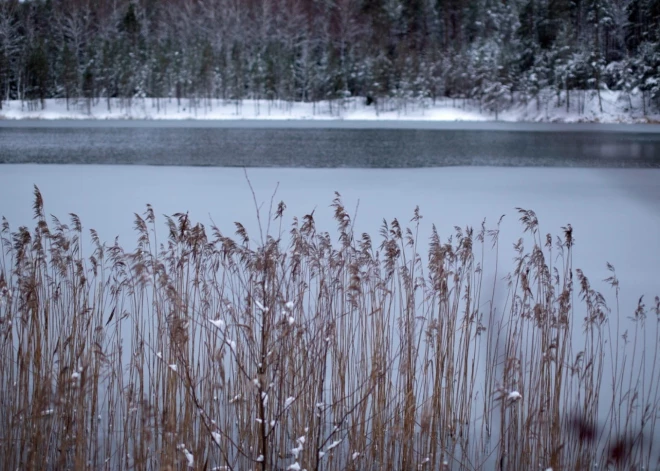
[1,120,659,167]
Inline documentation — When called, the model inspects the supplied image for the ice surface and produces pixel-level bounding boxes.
[1,164,657,310]
[1,164,659,466]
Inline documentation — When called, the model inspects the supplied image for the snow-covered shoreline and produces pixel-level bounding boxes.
[2,90,658,124]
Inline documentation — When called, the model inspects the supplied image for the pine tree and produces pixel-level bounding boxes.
[25,40,49,109]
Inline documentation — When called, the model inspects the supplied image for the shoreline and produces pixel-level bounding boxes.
[2,119,659,133]
[1,94,658,126]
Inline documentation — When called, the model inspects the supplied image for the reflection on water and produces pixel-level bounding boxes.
[1,123,659,167]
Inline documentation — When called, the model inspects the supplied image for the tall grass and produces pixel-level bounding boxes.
[1,186,658,470]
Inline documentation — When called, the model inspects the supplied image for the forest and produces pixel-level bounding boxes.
[0,0,659,114]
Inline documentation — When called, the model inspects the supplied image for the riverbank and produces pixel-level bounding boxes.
[1,90,658,123]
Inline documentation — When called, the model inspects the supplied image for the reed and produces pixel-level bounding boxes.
[0,186,658,470]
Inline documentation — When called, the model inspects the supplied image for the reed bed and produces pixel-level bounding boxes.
[1,186,658,470]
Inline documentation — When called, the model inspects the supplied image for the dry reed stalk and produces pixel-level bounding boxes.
[0,187,658,470]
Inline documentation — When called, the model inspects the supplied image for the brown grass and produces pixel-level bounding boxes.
[0,186,658,470]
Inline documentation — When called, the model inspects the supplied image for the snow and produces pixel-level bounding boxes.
[284,397,295,409]
[1,91,657,123]
[208,318,225,329]
[325,440,342,452]
[182,447,194,467]
[285,301,295,310]
[498,89,659,123]
[229,394,241,404]
[291,436,306,459]
[0,97,487,122]
[507,391,522,402]
[168,364,177,372]
[254,300,268,312]
[287,463,301,471]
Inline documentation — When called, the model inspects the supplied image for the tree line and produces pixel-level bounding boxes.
[0,0,658,113]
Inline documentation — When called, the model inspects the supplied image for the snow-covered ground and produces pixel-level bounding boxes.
[1,90,658,123]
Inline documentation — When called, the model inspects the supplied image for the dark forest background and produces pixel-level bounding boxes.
[0,0,658,114]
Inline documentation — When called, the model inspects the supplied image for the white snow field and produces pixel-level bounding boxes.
[1,89,658,123]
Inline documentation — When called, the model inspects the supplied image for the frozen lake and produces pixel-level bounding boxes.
[2,164,660,469]
[1,120,660,167]
[1,123,659,469]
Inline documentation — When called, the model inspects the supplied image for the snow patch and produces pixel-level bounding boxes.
[507,391,522,402]
[178,444,194,467]
[209,318,225,329]
[291,436,306,459]
[254,300,268,312]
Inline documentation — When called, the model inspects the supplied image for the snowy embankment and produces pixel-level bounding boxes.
[1,90,657,123]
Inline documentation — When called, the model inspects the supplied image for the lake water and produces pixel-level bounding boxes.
[1,120,659,167]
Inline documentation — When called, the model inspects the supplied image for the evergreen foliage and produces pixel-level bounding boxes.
[0,0,658,111]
